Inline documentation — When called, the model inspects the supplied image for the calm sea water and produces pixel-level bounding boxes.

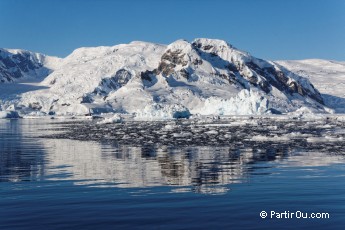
[1,119,345,229]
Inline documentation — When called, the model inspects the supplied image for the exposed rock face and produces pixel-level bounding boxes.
[96,69,133,94]
[0,49,47,83]
[155,49,189,77]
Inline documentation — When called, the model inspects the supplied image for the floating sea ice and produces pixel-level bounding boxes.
[164,124,175,130]
[205,130,218,135]
[173,132,193,138]
[97,114,123,124]
[251,135,291,142]
[307,136,344,143]
[223,134,232,138]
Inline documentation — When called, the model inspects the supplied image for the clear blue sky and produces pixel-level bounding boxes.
[1,0,344,60]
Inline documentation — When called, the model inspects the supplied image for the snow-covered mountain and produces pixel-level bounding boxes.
[277,59,345,113]
[0,39,336,118]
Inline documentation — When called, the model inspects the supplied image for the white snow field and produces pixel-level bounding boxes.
[0,39,343,119]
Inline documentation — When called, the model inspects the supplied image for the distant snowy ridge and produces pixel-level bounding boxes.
[277,59,345,113]
[0,39,336,118]
[0,48,61,83]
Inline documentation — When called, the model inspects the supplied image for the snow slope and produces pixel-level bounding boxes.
[0,39,331,118]
[277,59,345,113]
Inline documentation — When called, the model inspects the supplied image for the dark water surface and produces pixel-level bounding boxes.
[1,119,345,229]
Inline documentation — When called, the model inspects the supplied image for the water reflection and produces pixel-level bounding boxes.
[0,120,46,182]
[44,141,256,191]
[1,119,345,194]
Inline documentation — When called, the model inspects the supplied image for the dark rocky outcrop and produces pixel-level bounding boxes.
[140,70,154,81]
[93,69,133,95]
[0,49,47,83]
[155,49,189,77]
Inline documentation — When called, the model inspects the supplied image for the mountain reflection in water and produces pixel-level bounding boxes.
[1,119,344,194]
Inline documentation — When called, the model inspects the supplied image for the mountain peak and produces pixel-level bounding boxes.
[193,38,231,49]
[167,39,192,52]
